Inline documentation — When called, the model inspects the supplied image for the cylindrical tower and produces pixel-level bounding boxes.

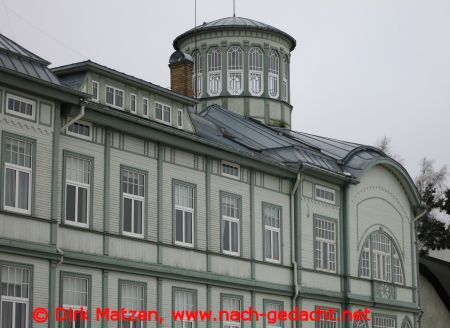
[173,16,296,128]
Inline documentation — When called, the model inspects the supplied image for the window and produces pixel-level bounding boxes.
[227,46,244,95]
[67,120,92,141]
[314,217,336,272]
[222,296,241,328]
[207,47,222,96]
[92,80,99,102]
[6,94,35,120]
[105,85,124,109]
[174,289,195,328]
[3,136,33,215]
[122,169,145,238]
[358,232,404,284]
[316,307,338,328]
[373,315,396,328]
[174,182,195,247]
[248,47,264,96]
[222,161,240,179]
[353,319,368,328]
[401,318,413,328]
[142,98,149,118]
[120,282,145,328]
[1,265,30,328]
[264,301,282,328]
[62,275,89,328]
[65,154,91,228]
[264,205,281,263]
[177,109,184,129]
[155,102,172,125]
[282,56,289,102]
[268,50,279,98]
[130,94,137,114]
[314,185,336,204]
[192,50,202,98]
[222,194,240,256]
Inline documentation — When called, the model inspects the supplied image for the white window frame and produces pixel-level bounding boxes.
[6,94,36,120]
[221,161,240,180]
[314,217,337,273]
[62,275,88,328]
[142,97,149,118]
[130,93,137,114]
[268,50,280,99]
[1,265,30,328]
[248,47,264,96]
[314,185,336,204]
[264,205,281,264]
[174,183,195,248]
[64,155,91,229]
[207,47,222,96]
[177,108,184,129]
[154,101,172,125]
[373,315,396,328]
[282,56,289,102]
[265,301,282,328]
[174,289,196,328]
[227,46,244,96]
[91,80,99,102]
[3,137,33,215]
[372,233,392,282]
[121,282,144,328]
[192,50,202,98]
[222,296,241,328]
[122,169,145,238]
[316,306,338,328]
[222,194,241,256]
[66,119,93,141]
[105,85,124,109]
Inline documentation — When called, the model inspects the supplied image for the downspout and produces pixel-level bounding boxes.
[291,173,301,310]
[60,99,88,133]
[413,207,427,327]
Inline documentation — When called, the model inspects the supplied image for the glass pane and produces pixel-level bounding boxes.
[265,229,271,259]
[231,221,239,253]
[78,187,88,223]
[134,200,143,234]
[66,185,76,221]
[273,232,279,260]
[223,221,230,251]
[15,303,27,328]
[1,301,13,327]
[176,210,183,242]
[185,212,193,244]
[123,198,132,232]
[5,168,16,207]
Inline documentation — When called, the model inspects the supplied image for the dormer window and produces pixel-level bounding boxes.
[92,80,99,102]
[155,102,171,125]
[314,185,336,204]
[222,161,240,179]
[105,85,124,109]
[130,93,137,114]
[142,97,149,118]
[177,108,184,129]
[249,47,263,96]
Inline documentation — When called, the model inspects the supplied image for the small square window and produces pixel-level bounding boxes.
[222,161,240,179]
[314,185,336,204]
[66,120,93,141]
[6,94,35,120]
[155,102,171,125]
[105,85,124,109]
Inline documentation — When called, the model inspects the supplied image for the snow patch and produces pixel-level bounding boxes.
[430,208,450,229]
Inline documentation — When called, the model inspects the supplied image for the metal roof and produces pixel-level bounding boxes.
[0,33,61,85]
[173,16,296,51]
[191,104,407,180]
[420,256,450,310]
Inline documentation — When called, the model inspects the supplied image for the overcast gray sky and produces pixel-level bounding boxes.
[1,0,449,178]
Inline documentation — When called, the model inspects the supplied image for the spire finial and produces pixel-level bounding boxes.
[233,0,236,17]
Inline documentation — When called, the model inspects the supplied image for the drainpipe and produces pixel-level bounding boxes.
[413,207,427,327]
[291,173,301,310]
[60,99,88,133]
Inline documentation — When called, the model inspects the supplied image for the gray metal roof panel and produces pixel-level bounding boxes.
[0,34,49,64]
[173,16,296,51]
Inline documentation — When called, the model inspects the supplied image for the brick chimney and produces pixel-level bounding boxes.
[169,51,194,97]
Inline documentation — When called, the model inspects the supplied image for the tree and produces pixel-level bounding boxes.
[374,136,404,165]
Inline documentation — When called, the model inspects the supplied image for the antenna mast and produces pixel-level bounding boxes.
[233,0,236,17]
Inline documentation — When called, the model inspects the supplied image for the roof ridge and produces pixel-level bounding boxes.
[0,33,50,65]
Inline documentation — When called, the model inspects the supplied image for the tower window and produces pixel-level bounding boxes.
[192,50,202,98]
[248,47,264,96]
[227,46,244,95]
[268,50,279,98]
[282,55,289,102]
[207,47,222,96]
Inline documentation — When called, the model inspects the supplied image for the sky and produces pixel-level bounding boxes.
[0,0,449,179]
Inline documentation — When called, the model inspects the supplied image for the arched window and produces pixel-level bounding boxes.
[353,320,368,328]
[192,50,202,98]
[268,50,279,98]
[207,47,222,96]
[227,46,244,95]
[359,231,404,284]
[282,55,289,101]
[248,47,263,96]
[401,317,413,328]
